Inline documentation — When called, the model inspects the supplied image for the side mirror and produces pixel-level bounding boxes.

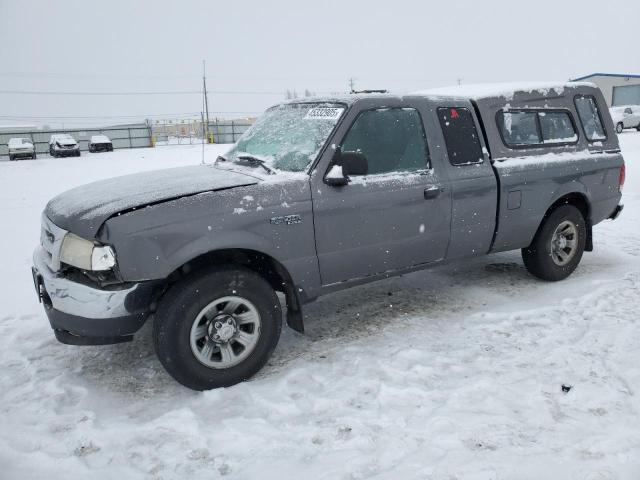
[325,164,348,186]
[324,150,369,186]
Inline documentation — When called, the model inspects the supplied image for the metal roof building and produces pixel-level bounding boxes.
[572,73,640,107]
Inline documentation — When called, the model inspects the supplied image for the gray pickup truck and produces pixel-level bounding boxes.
[32,82,625,390]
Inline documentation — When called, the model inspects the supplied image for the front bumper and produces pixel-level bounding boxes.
[52,148,79,156]
[90,143,112,151]
[9,149,34,158]
[32,246,161,345]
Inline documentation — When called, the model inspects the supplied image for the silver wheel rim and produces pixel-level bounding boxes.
[550,220,578,266]
[189,295,261,369]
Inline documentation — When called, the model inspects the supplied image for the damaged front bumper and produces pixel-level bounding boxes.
[32,246,161,345]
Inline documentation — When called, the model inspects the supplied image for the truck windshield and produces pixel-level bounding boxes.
[223,103,345,172]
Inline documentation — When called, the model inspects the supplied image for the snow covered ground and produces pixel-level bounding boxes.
[1,137,639,480]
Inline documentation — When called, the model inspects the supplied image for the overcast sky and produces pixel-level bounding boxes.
[1,0,639,127]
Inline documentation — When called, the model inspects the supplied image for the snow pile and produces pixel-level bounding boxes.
[1,137,640,479]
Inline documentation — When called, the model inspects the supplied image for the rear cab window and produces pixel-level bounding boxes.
[574,95,607,142]
[437,107,484,165]
[496,109,578,148]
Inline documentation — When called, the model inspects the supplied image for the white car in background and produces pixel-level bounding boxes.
[49,134,80,157]
[7,137,36,161]
[610,105,640,134]
[88,134,113,152]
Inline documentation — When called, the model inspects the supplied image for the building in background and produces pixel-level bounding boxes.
[572,73,640,107]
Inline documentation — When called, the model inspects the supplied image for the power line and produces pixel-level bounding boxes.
[0,89,289,96]
[0,111,260,120]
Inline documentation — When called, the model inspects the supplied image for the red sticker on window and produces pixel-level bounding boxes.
[450,108,459,119]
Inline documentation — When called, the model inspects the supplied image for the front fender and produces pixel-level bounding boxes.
[100,181,322,298]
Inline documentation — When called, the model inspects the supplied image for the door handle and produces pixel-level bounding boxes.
[424,186,441,200]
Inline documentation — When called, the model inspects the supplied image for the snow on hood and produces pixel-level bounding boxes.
[90,135,111,143]
[8,138,33,148]
[45,165,259,238]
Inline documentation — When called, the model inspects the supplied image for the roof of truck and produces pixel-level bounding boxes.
[278,82,598,109]
[413,81,595,100]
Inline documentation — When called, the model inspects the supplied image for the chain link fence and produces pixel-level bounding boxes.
[152,119,254,145]
[0,123,152,158]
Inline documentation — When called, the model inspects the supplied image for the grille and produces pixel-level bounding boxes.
[40,215,67,271]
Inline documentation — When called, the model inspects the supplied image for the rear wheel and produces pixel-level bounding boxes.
[153,266,282,390]
[522,205,586,281]
[616,122,624,134]
[8,155,14,161]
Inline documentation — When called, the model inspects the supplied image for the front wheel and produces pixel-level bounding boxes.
[153,266,282,390]
[522,205,586,281]
[616,122,624,134]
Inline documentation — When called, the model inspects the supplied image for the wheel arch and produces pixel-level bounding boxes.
[167,248,305,333]
[540,191,593,251]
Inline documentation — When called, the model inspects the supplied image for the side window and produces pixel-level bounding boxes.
[437,107,484,165]
[341,108,429,175]
[497,111,541,146]
[539,111,577,143]
[574,96,606,142]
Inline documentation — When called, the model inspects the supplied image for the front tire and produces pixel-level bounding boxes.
[153,266,282,390]
[616,122,624,134]
[522,205,586,281]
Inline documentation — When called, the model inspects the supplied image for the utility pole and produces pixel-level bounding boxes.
[348,77,355,93]
[457,78,462,86]
[203,60,210,143]
[201,111,205,165]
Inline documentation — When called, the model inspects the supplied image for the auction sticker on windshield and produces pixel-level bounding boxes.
[304,107,344,120]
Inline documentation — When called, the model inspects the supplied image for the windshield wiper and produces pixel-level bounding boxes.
[237,154,277,175]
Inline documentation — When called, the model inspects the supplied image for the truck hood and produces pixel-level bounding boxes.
[45,165,259,238]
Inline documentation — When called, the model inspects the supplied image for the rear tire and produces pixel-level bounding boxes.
[522,205,586,281]
[153,266,282,390]
[616,122,624,134]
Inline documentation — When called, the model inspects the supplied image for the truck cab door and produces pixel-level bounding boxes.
[434,105,497,259]
[311,102,451,286]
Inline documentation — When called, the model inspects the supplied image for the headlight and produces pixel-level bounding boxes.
[59,233,116,271]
